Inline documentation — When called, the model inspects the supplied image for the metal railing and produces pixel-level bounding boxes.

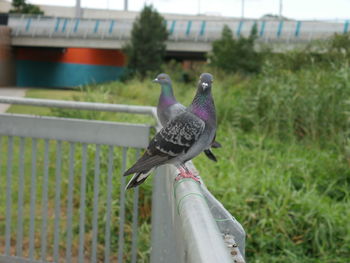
[0,96,245,263]
[8,15,350,44]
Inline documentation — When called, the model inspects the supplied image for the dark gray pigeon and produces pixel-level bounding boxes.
[153,73,221,162]
[124,73,217,189]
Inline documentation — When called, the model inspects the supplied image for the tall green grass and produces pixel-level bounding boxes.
[3,51,350,262]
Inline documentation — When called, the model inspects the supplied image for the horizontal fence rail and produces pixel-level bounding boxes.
[0,97,245,262]
[0,96,157,117]
[0,114,150,148]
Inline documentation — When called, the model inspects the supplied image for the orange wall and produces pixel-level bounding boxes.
[16,47,126,67]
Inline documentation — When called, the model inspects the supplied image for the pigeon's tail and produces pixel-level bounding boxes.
[125,169,154,190]
[204,149,217,162]
[123,151,168,177]
[211,140,222,148]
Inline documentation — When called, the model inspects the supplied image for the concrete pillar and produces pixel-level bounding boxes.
[0,26,15,87]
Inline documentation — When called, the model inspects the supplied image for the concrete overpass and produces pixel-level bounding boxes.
[8,15,349,53]
[2,4,350,88]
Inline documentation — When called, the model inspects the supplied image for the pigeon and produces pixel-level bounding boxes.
[124,73,217,189]
[153,73,221,162]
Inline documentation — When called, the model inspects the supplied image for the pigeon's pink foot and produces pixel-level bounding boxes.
[175,167,201,183]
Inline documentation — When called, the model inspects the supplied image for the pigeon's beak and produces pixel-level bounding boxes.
[202,82,209,90]
[153,78,159,83]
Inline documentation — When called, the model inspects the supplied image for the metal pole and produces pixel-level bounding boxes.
[75,0,81,18]
[198,0,201,15]
[279,0,283,18]
[241,0,245,19]
[124,0,128,11]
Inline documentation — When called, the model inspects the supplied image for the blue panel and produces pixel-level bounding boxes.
[295,21,302,37]
[277,20,284,38]
[170,20,176,35]
[54,18,61,33]
[16,61,125,88]
[109,20,115,34]
[25,18,31,32]
[236,21,244,37]
[344,20,349,34]
[199,21,206,36]
[185,21,192,36]
[74,19,80,33]
[259,21,266,37]
[94,20,100,33]
[62,18,68,33]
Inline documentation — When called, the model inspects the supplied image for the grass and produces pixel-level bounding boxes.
[1,57,350,262]
[196,131,350,262]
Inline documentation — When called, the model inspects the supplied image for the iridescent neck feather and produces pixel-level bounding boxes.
[190,91,216,124]
[159,83,177,107]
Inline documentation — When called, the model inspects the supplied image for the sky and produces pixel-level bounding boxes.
[25,0,350,20]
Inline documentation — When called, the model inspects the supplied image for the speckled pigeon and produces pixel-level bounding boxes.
[153,73,221,162]
[124,73,217,189]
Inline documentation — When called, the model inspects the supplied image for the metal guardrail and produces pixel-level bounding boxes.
[8,15,350,44]
[0,96,245,263]
[151,164,245,263]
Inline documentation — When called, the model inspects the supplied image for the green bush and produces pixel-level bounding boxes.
[123,5,168,79]
[9,0,44,14]
[209,24,263,74]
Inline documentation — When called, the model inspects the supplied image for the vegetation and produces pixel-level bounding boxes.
[123,5,168,79]
[1,34,350,262]
[208,24,263,74]
[9,0,44,15]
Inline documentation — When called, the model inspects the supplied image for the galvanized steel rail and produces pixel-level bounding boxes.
[0,96,157,117]
[0,96,245,263]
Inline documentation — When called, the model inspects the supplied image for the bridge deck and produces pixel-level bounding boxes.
[8,15,348,51]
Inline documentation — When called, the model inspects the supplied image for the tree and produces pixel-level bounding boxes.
[209,23,262,74]
[10,0,44,15]
[123,5,168,78]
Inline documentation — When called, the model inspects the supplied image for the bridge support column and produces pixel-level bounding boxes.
[0,26,15,87]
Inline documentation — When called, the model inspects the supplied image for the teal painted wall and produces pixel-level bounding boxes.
[16,60,125,88]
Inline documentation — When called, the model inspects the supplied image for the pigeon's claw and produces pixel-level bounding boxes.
[175,167,201,183]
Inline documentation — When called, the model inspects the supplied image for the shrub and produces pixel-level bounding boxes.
[9,0,44,15]
[123,5,168,79]
[209,24,263,74]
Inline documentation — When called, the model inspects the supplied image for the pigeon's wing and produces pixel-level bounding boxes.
[123,112,205,176]
[154,111,205,156]
[158,102,186,127]
[168,103,186,119]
